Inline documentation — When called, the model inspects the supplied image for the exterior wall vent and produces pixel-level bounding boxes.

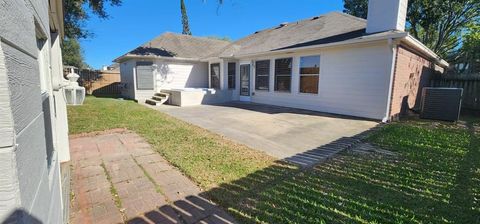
[420,87,463,121]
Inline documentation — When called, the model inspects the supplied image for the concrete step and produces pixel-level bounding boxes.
[145,99,160,106]
[283,136,364,168]
[155,92,170,98]
[146,93,170,106]
[152,96,166,101]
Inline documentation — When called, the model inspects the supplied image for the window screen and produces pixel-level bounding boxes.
[255,60,270,90]
[274,58,292,92]
[210,63,221,89]
[136,61,154,90]
[299,56,320,94]
[228,62,236,89]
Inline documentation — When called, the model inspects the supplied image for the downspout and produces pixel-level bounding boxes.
[383,38,398,123]
[51,34,69,91]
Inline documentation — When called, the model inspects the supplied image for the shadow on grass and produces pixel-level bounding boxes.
[125,120,480,224]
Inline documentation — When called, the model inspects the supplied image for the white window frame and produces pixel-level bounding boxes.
[274,57,293,92]
[255,60,270,91]
[210,63,221,89]
[36,25,49,93]
[299,55,320,95]
[227,62,236,89]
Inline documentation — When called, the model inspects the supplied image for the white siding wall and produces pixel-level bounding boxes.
[0,0,66,223]
[119,60,136,99]
[121,59,156,101]
[120,59,210,101]
[241,41,393,120]
[155,60,208,90]
[122,42,394,120]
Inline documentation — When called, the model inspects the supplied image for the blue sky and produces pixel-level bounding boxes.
[80,0,345,69]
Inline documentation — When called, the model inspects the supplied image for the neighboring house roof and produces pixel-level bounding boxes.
[211,12,368,58]
[115,32,231,62]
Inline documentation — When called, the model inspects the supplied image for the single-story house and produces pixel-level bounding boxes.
[115,33,231,101]
[115,0,448,122]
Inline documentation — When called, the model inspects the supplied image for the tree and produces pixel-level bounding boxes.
[62,0,122,67]
[342,0,480,59]
[64,0,122,39]
[62,38,85,68]
[343,0,368,19]
[452,23,480,73]
[181,0,192,35]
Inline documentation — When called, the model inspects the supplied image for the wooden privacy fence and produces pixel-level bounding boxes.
[78,69,122,97]
[431,74,480,111]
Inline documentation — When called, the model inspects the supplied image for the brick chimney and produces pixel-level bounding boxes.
[366,0,409,34]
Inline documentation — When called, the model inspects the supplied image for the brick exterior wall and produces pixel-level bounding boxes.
[389,45,444,120]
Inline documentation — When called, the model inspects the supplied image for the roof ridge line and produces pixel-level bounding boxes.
[333,11,367,23]
[163,32,231,43]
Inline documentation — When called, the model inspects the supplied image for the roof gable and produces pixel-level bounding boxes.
[119,32,231,60]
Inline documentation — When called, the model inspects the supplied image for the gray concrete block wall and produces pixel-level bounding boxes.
[0,0,65,223]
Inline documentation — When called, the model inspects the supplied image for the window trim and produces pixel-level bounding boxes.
[227,62,236,89]
[255,60,270,91]
[36,28,48,93]
[210,63,221,89]
[135,61,155,90]
[299,55,320,95]
[240,64,251,96]
[274,57,293,92]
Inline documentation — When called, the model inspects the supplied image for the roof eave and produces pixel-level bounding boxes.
[114,54,202,63]
[403,35,449,68]
[49,0,65,38]
[233,32,409,59]
[230,32,448,68]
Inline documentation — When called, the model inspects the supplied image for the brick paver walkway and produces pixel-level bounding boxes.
[69,130,236,224]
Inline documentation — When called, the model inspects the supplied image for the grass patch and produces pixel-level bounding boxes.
[207,120,479,223]
[130,155,164,195]
[100,162,124,213]
[69,97,480,223]
[68,97,275,190]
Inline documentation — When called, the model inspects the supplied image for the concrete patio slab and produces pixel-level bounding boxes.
[151,102,379,159]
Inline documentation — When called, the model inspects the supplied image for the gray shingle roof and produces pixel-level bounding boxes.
[122,32,231,59]
[212,12,368,57]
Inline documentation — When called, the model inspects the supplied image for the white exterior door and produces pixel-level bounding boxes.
[239,64,251,102]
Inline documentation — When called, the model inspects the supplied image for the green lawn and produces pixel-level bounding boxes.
[68,97,279,190]
[68,97,480,223]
